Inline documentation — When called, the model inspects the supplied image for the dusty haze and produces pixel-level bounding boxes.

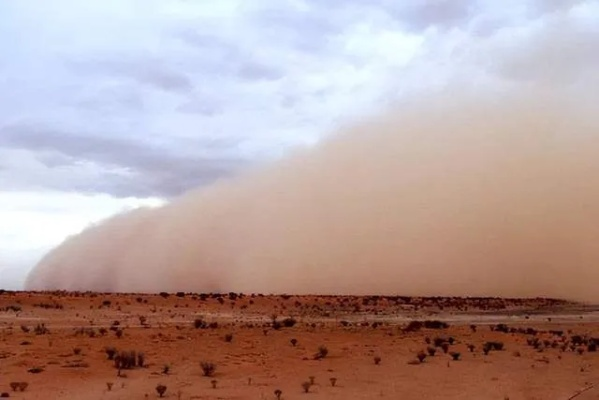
[25,86,599,301]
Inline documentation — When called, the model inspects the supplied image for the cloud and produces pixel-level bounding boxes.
[2,0,599,289]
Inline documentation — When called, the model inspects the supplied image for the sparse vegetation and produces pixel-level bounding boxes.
[374,355,381,365]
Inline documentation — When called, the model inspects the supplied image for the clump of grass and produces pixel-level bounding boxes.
[201,361,216,377]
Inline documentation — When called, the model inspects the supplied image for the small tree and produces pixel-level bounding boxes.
[156,384,167,397]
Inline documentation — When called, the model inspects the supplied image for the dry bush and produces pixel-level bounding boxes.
[301,381,311,393]
[314,345,328,360]
[374,356,381,365]
[201,361,216,377]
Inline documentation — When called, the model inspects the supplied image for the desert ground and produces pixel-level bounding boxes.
[2,291,599,399]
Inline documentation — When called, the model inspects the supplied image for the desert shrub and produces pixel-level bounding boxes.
[162,365,170,374]
[159,292,169,298]
[467,344,475,352]
[405,320,423,332]
[309,376,315,385]
[156,384,167,397]
[73,348,82,355]
[194,318,208,329]
[201,361,216,377]
[106,382,114,391]
[315,345,329,359]
[588,342,597,352]
[470,324,477,332]
[282,317,297,328]
[28,367,44,374]
[417,351,427,363]
[274,389,283,399]
[374,356,381,365]
[137,352,146,367]
[211,379,217,389]
[34,323,49,335]
[427,346,436,356]
[485,341,505,351]
[105,347,117,360]
[450,351,461,361]
[290,338,298,347]
[330,377,337,387]
[224,333,233,343]
[176,292,185,298]
[424,320,449,329]
[301,381,311,393]
[9,382,19,392]
[441,343,450,353]
[114,350,138,370]
[20,325,30,333]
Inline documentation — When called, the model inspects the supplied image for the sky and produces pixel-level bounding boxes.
[1,0,598,289]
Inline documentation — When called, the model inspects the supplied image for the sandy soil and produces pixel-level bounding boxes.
[2,291,599,399]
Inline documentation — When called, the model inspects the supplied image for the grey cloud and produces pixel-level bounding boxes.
[68,57,194,93]
[490,14,599,83]
[0,124,251,197]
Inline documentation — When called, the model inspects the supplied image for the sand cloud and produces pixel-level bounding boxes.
[25,84,599,301]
